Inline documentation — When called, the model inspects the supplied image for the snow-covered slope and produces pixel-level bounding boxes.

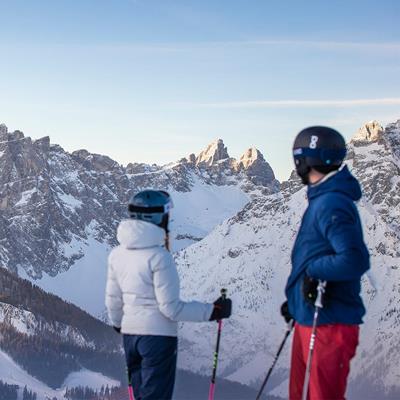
[0,350,119,400]
[0,268,124,398]
[176,120,400,399]
[0,349,60,399]
[62,369,119,391]
[0,123,278,316]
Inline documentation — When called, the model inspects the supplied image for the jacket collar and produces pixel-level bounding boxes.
[307,165,362,202]
[117,219,165,249]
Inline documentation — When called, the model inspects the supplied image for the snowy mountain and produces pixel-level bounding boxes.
[0,119,399,399]
[0,123,278,315]
[176,120,400,399]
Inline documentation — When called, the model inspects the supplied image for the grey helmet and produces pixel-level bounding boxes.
[128,190,173,232]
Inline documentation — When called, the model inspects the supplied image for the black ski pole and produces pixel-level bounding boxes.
[208,288,227,400]
[302,280,326,400]
[255,319,294,400]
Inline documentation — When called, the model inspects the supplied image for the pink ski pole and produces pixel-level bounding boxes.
[208,288,227,400]
[127,368,135,400]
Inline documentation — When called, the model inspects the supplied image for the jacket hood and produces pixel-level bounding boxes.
[307,165,362,202]
[117,219,165,249]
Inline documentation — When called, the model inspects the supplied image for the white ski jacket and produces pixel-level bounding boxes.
[105,219,214,336]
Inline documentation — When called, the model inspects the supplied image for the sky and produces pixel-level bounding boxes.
[0,0,399,180]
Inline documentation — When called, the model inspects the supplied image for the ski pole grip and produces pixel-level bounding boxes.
[315,280,326,308]
[220,288,227,300]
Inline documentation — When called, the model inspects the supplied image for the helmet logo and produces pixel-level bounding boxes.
[309,135,319,149]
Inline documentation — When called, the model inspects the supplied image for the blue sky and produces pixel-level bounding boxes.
[0,0,399,180]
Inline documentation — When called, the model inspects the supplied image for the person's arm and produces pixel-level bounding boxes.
[105,253,123,328]
[152,251,214,322]
[306,203,370,281]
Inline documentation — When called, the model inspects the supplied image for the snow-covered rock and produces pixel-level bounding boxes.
[195,138,230,166]
[0,126,278,316]
[352,120,384,143]
[236,147,278,186]
[0,128,278,277]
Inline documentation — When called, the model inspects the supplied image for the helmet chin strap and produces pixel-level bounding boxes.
[295,158,311,185]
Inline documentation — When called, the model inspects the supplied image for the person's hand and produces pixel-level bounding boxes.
[113,326,121,334]
[209,296,232,321]
[302,275,319,304]
[280,300,293,323]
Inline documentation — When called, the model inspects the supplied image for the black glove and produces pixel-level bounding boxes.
[302,275,330,306]
[280,300,293,323]
[113,326,121,334]
[209,297,232,321]
[302,275,319,305]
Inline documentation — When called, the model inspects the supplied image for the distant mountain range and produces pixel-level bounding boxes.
[0,119,399,399]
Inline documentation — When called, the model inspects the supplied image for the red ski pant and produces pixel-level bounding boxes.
[289,323,359,400]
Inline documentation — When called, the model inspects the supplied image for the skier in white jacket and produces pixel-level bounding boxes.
[105,190,232,400]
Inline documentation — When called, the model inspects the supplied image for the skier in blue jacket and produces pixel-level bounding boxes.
[282,126,370,399]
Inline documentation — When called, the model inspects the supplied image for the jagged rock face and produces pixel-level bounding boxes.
[195,139,229,166]
[0,126,279,279]
[348,120,400,233]
[352,120,384,144]
[176,119,400,398]
[185,140,280,194]
[237,147,278,187]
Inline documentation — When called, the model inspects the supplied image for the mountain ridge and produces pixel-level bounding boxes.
[0,124,278,281]
[0,119,399,398]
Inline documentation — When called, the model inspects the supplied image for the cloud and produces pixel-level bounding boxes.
[238,39,400,51]
[100,38,400,53]
[191,98,400,109]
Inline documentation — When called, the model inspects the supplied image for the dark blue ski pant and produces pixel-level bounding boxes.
[123,335,178,400]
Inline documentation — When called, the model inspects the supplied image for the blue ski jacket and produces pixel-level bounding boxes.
[285,166,370,326]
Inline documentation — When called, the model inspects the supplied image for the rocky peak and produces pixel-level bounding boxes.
[236,147,279,188]
[34,136,50,152]
[72,149,121,172]
[0,124,25,143]
[195,139,230,167]
[352,120,384,143]
[237,147,264,169]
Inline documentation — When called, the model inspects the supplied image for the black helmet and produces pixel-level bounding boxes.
[128,190,173,232]
[292,126,346,184]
